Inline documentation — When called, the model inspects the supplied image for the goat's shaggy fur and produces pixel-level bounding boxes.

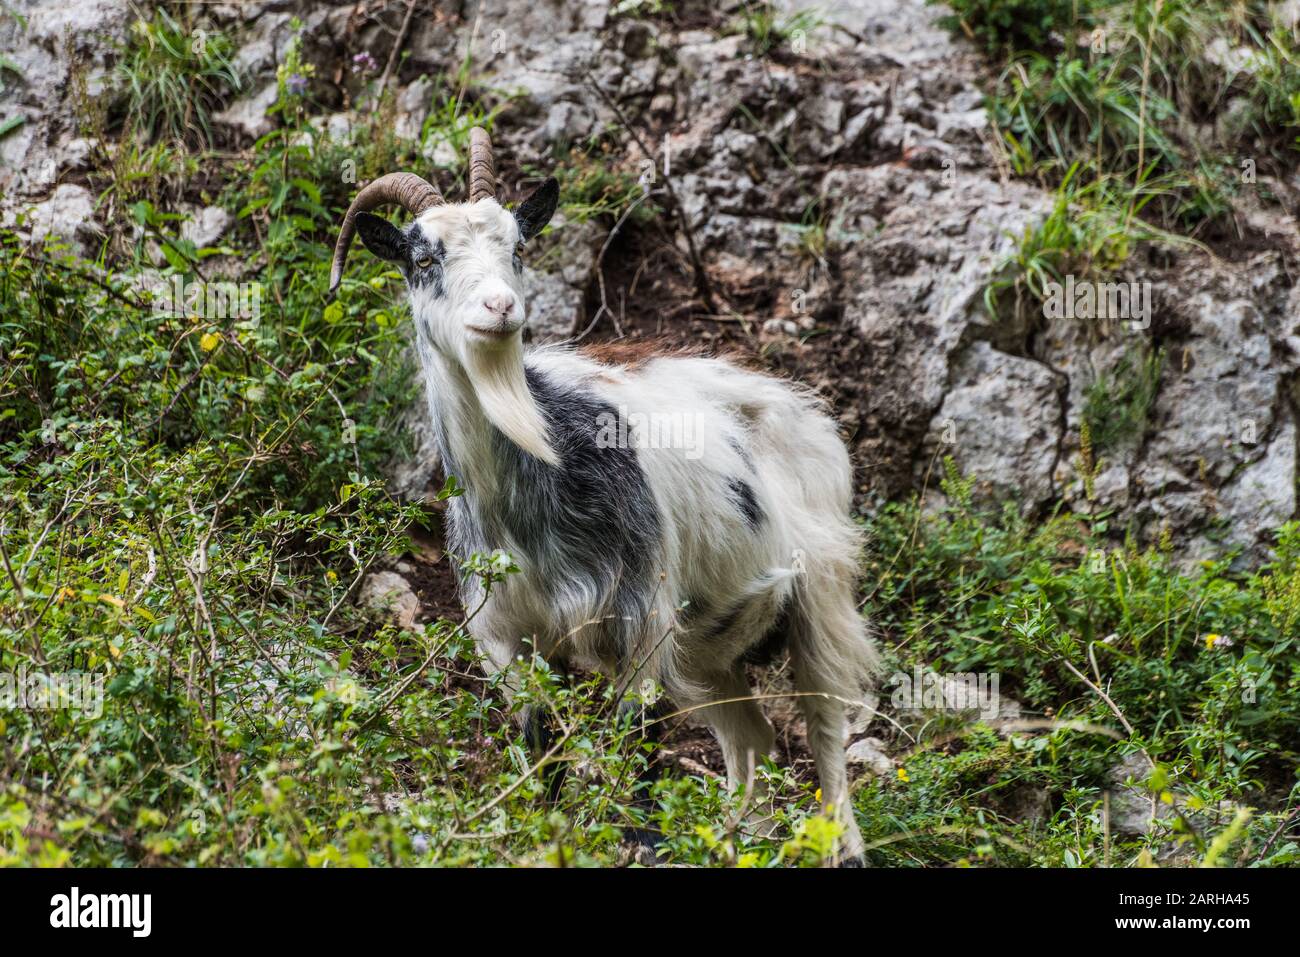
[351,187,880,861]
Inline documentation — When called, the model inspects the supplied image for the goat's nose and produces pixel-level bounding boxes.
[482,295,515,320]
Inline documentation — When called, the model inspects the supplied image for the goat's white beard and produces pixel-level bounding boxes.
[463,342,559,466]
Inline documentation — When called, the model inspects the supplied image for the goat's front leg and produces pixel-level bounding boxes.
[472,614,574,803]
[522,698,568,804]
[611,696,671,857]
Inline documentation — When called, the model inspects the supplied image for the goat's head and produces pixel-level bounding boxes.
[330,128,561,464]
[329,128,558,352]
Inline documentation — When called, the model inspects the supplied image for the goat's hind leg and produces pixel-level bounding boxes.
[794,683,863,864]
[789,599,869,865]
[680,572,793,795]
[690,664,775,799]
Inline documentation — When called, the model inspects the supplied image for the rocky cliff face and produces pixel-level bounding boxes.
[4,0,1297,564]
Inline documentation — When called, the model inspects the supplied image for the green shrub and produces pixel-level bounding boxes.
[1082,347,1165,452]
[859,467,1299,865]
[931,0,1092,56]
[737,2,824,58]
[545,144,660,226]
[1244,20,1300,141]
[111,9,242,147]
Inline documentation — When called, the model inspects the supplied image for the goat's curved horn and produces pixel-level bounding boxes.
[467,127,496,203]
[329,172,444,294]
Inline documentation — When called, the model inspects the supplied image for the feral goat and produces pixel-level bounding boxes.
[330,129,880,861]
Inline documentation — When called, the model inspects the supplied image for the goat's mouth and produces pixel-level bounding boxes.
[465,321,522,341]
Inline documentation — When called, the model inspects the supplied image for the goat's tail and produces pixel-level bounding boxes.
[785,528,882,706]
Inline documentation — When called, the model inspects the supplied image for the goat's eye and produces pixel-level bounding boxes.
[415,255,434,269]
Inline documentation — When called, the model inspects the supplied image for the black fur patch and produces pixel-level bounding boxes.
[440,364,663,668]
[402,229,446,295]
[728,477,763,529]
[705,600,742,640]
[499,366,659,590]
[350,214,447,296]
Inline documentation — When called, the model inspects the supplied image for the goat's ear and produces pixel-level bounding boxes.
[514,177,559,243]
[355,212,408,263]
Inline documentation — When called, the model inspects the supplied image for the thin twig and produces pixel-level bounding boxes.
[1255,804,1300,863]
[572,189,656,342]
[373,0,419,112]
[582,70,716,312]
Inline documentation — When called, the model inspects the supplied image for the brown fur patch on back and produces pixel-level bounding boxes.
[578,338,683,370]
[578,337,765,374]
